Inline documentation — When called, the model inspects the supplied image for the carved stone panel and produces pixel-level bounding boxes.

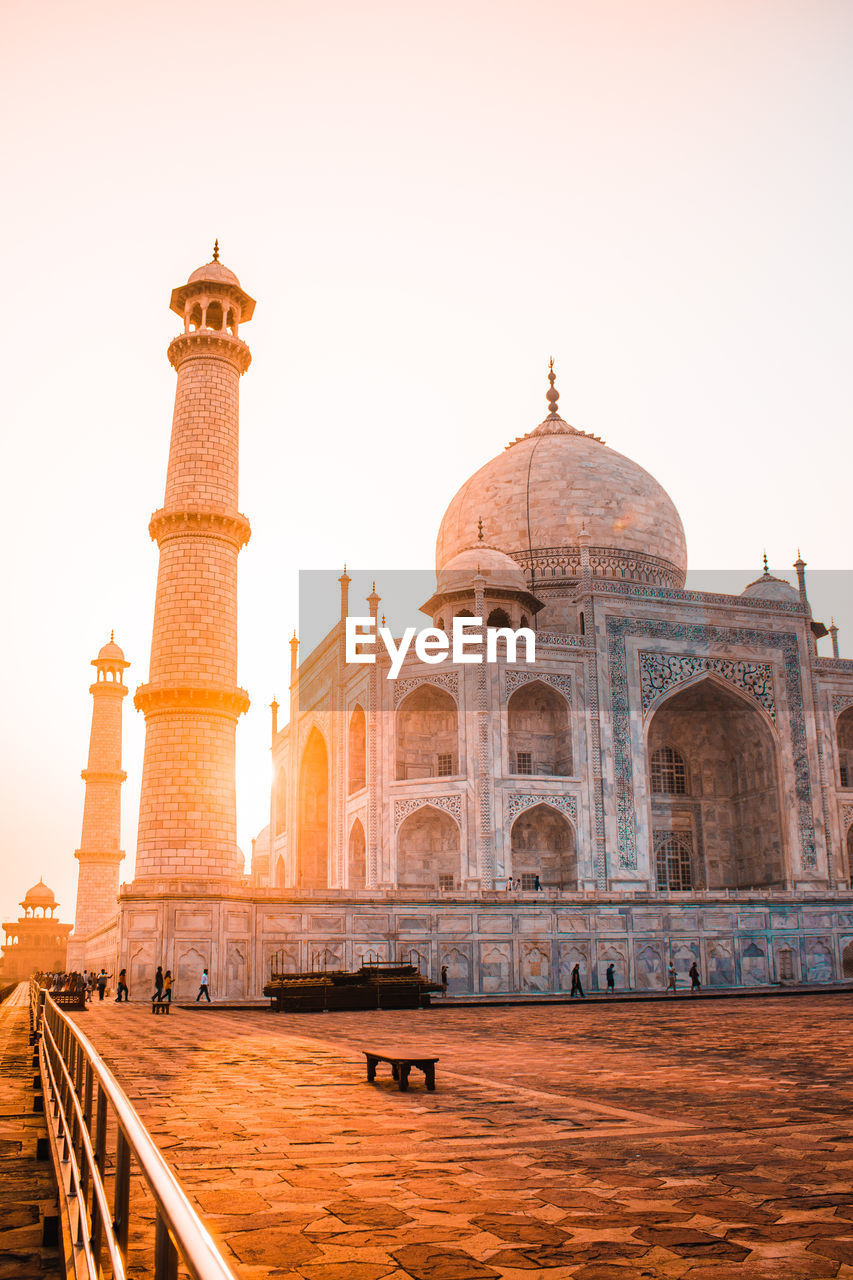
[520,942,551,993]
[481,942,513,994]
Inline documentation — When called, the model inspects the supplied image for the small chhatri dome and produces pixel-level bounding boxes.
[97,631,126,662]
[187,258,242,288]
[741,558,801,603]
[23,879,57,907]
[437,545,529,595]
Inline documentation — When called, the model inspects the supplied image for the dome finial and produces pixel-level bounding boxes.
[110,628,114,641]
[212,238,220,262]
[477,517,484,542]
[762,551,769,575]
[546,356,560,417]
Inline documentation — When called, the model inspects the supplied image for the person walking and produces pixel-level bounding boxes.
[196,968,211,1002]
[606,962,615,994]
[570,963,585,999]
[96,970,109,1001]
[152,965,164,1004]
[666,964,678,993]
[688,961,701,994]
[115,968,129,1002]
[162,970,173,1004]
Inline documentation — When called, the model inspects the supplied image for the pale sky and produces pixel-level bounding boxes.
[1,0,851,937]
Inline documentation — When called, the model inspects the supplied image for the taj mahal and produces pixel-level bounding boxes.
[65,249,853,999]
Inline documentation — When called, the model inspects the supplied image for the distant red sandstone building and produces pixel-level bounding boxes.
[1,881,72,983]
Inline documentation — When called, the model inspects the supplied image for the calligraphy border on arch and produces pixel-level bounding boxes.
[504,670,573,701]
[394,794,463,829]
[505,792,578,822]
[606,617,816,872]
[639,651,776,722]
[393,672,459,707]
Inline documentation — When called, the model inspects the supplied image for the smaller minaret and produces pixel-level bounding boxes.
[68,636,129,968]
[830,619,840,659]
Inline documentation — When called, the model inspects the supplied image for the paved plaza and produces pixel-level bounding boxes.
[71,994,852,1280]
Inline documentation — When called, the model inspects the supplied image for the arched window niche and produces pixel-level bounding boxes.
[396,805,460,889]
[510,803,577,890]
[396,685,459,780]
[348,704,366,793]
[837,707,853,787]
[297,728,329,890]
[507,680,572,776]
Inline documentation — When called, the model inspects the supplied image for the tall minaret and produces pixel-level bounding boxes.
[68,635,129,968]
[133,246,255,879]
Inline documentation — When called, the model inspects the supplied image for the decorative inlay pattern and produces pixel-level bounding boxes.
[505,670,572,701]
[639,651,776,721]
[394,795,463,829]
[607,618,816,871]
[511,545,683,588]
[832,694,853,718]
[593,580,806,614]
[505,792,577,822]
[393,672,459,706]
[653,828,694,856]
[535,633,593,649]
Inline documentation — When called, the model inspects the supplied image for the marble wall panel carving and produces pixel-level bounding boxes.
[477,914,514,933]
[310,915,346,932]
[397,915,432,932]
[805,937,834,983]
[440,943,473,993]
[173,943,208,1001]
[706,939,735,986]
[596,942,628,991]
[355,942,389,965]
[558,942,591,991]
[555,913,591,933]
[505,792,577,822]
[225,941,247,999]
[352,914,390,932]
[518,913,552,933]
[175,910,213,931]
[481,942,513,993]
[263,914,303,932]
[438,914,473,933]
[634,941,665,989]
[740,939,769,986]
[521,942,551,992]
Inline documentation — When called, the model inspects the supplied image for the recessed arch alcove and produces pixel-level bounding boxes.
[298,728,329,890]
[507,680,572,776]
[396,805,460,889]
[647,675,784,889]
[837,707,853,787]
[510,803,577,889]
[349,817,366,889]
[396,685,458,780]
[348,704,366,793]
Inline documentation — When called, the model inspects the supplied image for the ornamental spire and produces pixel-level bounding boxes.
[212,238,220,262]
[546,356,559,417]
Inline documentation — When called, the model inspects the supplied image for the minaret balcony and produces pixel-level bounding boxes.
[148,508,251,549]
[167,329,251,374]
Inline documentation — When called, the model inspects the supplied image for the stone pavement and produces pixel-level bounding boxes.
[72,994,853,1280]
[0,985,62,1279]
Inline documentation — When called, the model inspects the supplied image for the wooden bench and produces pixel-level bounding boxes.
[363,1050,438,1092]
[152,1000,170,1015]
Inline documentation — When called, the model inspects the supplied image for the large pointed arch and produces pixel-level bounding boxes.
[507,679,572,776]
[396,803,460,889]
[348,703,366,794]
[297,727,329,890]
[646,673,785,889]
[396,684,459,780]
[510,802,577,889]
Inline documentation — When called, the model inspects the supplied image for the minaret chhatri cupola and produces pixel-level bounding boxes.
[68,634,129,968]
[133,244,255,880]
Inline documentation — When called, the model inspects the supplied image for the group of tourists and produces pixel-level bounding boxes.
[567,959,703,998]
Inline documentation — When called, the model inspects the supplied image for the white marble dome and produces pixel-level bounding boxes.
[740,572,800,603]
[436,409,687,588]
[436,546,529,594]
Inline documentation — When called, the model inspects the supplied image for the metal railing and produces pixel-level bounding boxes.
[30,980,237,1280]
